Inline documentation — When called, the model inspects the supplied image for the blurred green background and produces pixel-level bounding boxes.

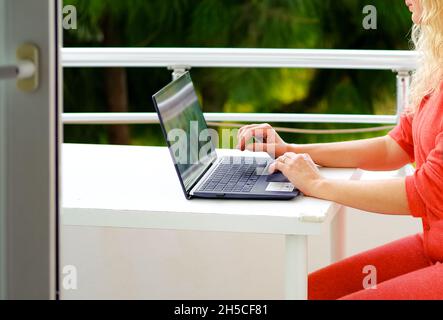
[63,0,413,147]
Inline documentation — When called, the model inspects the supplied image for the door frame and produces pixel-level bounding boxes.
[1,0,60,299]
[0,0,6,301]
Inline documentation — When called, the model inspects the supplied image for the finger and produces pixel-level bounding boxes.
[283,152,298,159]
[245,143,268,153]
[238,123,275,150]
[289,153,318,174]
[275,154,286,163]
[268,162,276,174]
[255,123,272,140]
[269,155,288,172]
[237,125,262,149]
[291,153,311,164]
[269,160,288,174]
[237,130,253,150]
[237,124,264,139]
[238,126,269,150]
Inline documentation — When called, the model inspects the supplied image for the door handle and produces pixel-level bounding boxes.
[0,61,35,79]
[0,43,39,92]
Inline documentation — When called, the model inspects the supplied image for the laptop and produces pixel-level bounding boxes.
[152,72,300,200]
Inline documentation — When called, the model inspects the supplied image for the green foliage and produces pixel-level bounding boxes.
[63,0,413,146]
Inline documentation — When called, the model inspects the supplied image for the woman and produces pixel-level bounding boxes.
[237,0,443,300]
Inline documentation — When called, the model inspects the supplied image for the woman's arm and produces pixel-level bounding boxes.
[316,179,410,215]
[270,152,411,216]
[289,135,410,171]
[237,124,411,171]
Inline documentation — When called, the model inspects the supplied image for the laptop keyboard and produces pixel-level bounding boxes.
[200,157,268,193]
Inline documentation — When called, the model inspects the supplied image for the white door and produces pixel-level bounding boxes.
[0,0,60,299]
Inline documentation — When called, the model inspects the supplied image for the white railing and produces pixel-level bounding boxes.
[62,112,398,125]
[62,48,418,70]
[61,48,420,126]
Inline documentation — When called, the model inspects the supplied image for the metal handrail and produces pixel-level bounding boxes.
[62,47,419,70]
[61,48,418,126]
[62,112,398,125]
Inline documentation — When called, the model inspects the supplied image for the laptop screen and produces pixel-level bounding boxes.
[153,73,217,193]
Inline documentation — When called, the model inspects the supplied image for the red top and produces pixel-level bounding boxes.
[389,86,443,263]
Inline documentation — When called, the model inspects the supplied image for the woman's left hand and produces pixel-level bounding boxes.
[268,152,325,197]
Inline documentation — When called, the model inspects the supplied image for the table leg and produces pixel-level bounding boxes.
[285,234,308,300]
[330,205,346,263]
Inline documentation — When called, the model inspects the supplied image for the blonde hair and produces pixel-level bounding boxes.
[409,0,443,111]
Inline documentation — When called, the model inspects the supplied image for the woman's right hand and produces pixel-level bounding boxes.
[236,123,290,159]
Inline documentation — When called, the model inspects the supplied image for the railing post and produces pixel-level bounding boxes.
[394,70,412,178]
[395,70,411,117]
[168,66,190,81]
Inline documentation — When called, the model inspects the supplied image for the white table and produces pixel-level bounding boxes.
[62,144,362,300]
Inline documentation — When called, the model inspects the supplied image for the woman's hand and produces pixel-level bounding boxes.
[269,152,325,197]
[236,123,289,159]
[268,153,411,215]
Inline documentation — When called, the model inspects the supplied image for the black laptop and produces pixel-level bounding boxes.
[152,72,300,200]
